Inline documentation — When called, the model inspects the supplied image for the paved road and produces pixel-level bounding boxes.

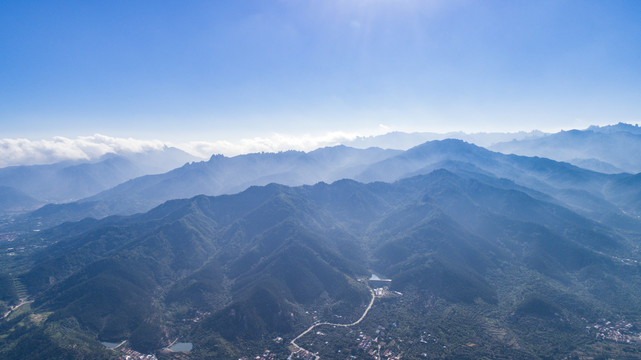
[289,287,376,360]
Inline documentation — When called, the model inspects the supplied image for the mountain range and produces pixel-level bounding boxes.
[12,137,641,235]
[491,122,641,173]
[343,129,546,149]
[11,146,400,229]
[4,123,641,224]
[2,124,641,359]
[3,167,641,359]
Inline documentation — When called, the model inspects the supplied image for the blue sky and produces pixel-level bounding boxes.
[1,0,640,141]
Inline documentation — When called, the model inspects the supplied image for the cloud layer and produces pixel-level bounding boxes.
[0,129,388,167]
[0,135,168,167]
[180,131,367,159]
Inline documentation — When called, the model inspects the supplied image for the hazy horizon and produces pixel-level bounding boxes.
[0,125,552,167]
[4,121,641,167]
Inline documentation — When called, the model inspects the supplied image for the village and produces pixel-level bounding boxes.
[0,231,19,243]
[0,230,48,258]
[180,310,211,323]
[238,349,280,360]
[353,326,404,360]
[114,345,158,360]
[590,319,641,344]
[243,280,408,360]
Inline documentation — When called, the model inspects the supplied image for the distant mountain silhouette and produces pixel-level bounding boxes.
[0,147,196,205]
[12,139,641,233]
[490,123,641,173]
[356,139,641,230]
[343,129,545,149]
[0,186,42,214]
[12,146,399,228]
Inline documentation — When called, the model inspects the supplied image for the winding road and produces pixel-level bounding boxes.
[289,287,376,360]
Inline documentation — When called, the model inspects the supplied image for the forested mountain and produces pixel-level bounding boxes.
[2,166,641,359]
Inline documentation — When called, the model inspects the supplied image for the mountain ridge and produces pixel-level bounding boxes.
[491,123,641,173]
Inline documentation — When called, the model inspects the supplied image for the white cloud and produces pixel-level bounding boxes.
[0,135,167,167]
[0,128,393,167]
[179,130,380,159]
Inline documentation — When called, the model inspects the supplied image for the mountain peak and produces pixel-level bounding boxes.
[403,139,491,159]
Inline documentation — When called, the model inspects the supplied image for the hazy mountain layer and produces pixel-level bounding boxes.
[0,186,42,214]
[12,138,641,234]
[10,126,641,231]
[0,147,196,206]
[343,130,546,149]
[12,146,400,228]
[356,139,641,229]
[491,122,641,173]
